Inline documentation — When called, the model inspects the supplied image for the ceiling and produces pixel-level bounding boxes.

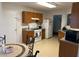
[3,2,73,12]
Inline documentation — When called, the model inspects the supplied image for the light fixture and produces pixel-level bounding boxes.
[31,17,40,20]
[37,2,56,8]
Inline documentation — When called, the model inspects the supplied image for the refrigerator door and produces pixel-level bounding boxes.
[42,19,53,38]
[49,19,53,38]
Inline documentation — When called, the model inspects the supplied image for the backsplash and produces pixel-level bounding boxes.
[22,25,28,29]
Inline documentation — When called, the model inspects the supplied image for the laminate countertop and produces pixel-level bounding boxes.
[22,28,44,31]
[60,38,78,45]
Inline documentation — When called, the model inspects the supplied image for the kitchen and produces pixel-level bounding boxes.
[0,2,79,57]
[22,11,45,44]
[1,2,54,44]
[0,2,54,56]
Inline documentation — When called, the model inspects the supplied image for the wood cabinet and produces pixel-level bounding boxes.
[42,29,45,39]
[22,29,34,44]
[22,11,43,24]
[70,3,79,28]
[59,39,78,57]
[36,13,43,23]
[22,29,27,44]
[58,31,65,40]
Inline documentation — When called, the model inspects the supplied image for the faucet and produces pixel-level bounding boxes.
[0,35,6,53]
[0,35,6,47]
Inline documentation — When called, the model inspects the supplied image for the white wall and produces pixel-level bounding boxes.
[61,14,68,29]
[0,3,6,36]
[0,3,3,34]
[2,3,43,43]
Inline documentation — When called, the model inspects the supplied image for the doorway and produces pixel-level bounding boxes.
[67,14,71,25]
[53,15,62,37]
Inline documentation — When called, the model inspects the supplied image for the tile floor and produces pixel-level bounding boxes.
[33,37,59,57]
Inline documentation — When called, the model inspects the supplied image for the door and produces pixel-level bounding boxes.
[53,15,62,36]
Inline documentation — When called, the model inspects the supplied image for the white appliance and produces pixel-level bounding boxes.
[34,29,42,42]
[42,19,53,38]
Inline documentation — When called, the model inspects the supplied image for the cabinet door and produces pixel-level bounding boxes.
[22,11,29,23]
[39,13,43,23]
[59,40,78,57]
[22,30,34,44]
[70,3,79,28]
[36,13,43,23]
[27,31,34,44]
[22,30,28,44]
[26,12,33,23]
[42,29,45,39]
[22,11,33,24]
[58,31,64,40]
[28,31,34,38]
[22,11,43,24]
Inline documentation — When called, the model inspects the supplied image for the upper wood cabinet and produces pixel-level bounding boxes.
[70,3,79,28]
[22,11,43,24]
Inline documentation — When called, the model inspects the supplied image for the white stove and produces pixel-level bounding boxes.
[34,29,42,42]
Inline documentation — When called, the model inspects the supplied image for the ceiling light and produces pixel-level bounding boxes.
[37,2,56,8]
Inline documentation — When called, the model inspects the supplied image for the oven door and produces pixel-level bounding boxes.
[34,29,42,42]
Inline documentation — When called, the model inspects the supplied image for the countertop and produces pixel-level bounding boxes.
[22,28,34,31]
[60,38,79,45]
[22,28,44,31]
[59,28,79,32]
[58,30,65,33]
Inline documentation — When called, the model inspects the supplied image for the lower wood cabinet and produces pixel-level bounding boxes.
[58,31,65,40]
[22,29,34,44]
[59,40,78,57]
[42,29,45,39]
[22,29,45,44]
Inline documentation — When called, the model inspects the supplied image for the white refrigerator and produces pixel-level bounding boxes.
[42,19,53,39]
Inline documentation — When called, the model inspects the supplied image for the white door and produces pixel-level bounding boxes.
[4,10,17,43]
